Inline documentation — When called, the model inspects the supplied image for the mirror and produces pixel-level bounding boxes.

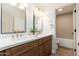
[1,3,26,34]
[31,9,43,35]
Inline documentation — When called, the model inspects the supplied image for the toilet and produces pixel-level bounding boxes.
[56,38,60,49]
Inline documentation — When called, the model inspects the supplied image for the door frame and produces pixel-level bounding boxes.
[73,4,76,56]
[55,4,76,56]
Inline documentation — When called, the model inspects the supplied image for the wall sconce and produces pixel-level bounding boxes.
[33,7,43,17]
[18,3,28,9]
[10,3,17,6]
[58,8,63,12]
[10,3,28,10]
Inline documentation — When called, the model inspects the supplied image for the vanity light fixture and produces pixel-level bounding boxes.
[33,8,39,16]
[22,3,28,8]
[10,3,17,6]
[18,4,25,10]
[58,8,63,12]
[33,7,43,16]
[10,3,28,10]
[18,3,28,10]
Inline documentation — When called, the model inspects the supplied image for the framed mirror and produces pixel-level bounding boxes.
[31,8,43,35]
[1,3,26,34]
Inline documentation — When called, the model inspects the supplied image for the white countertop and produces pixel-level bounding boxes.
[0,33,52,51]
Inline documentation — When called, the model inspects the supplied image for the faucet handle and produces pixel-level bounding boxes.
[20,34,22,37]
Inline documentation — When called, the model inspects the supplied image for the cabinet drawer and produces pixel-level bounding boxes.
[38,38,52,56]
[6,40,38,56]
[38,36,52,45]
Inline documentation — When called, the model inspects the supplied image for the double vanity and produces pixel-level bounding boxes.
[0,3,53,56]
[0,34,52,56]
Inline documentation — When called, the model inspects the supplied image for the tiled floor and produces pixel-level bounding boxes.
[52,47,74,56]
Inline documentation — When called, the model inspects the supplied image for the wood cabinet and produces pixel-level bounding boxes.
[43,39,52,56]
[0,35,52,56]
[38,36,52,56]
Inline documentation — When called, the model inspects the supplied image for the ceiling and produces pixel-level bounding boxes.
[28,3,74,11]
[56,4,74,15]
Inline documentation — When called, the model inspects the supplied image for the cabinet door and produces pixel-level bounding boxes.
[38,45,44,56]
[38,37,52,56]
[43,39,52,56]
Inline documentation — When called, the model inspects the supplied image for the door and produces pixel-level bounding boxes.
[56,4,76,56]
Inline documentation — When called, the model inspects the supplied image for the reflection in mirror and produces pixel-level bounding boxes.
[34,8,43,33]
[1,3,26,34]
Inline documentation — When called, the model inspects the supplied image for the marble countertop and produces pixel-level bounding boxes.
[0,33,52,51]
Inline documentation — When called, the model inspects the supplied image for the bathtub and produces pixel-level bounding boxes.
[56,38,73,49]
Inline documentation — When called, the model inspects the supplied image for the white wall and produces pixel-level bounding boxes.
[45,10,56,53]
[0,4,1,33]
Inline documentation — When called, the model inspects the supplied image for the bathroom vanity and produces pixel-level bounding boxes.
[0,3,52,56]
[0,35,52,56]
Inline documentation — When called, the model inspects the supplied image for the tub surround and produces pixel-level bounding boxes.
[57,38,73,49]
[0,33,52,52]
